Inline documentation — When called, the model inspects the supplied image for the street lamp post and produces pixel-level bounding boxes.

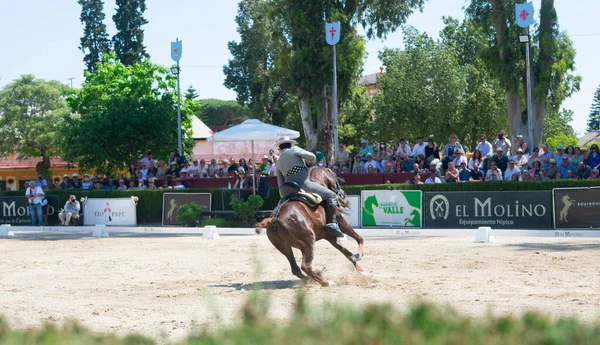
[519,32,533,151]
[170,38,183,156]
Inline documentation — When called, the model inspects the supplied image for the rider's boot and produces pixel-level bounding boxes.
[324,198,344,238]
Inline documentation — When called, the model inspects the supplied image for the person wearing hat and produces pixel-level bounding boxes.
[362,152,382,173]
[260,155,271,174]
[558,155,576,179]
[167,161,180,177]
[358,139,373,164]
[513,148,529,169]
[513,134,528,156]
[25,180,45,226]
[274,136,344,237]
[233,166,248,189]
[59,195,81,226]
[59,174,71,190]
[71,173,82,189]
[554,145,568,163]
[491,147,509,173]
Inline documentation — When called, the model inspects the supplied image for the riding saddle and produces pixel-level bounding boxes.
[280,181,323,207]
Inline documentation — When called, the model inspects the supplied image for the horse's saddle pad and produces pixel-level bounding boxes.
[290,190,323,207]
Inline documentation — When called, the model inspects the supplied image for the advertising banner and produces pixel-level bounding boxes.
[423,191,552,229]
[0,196,60,225]
[360,190,422,227]
[343,195,360,228]
[553,188,600,229]
[162,193,212,226]
[83,198,137,226]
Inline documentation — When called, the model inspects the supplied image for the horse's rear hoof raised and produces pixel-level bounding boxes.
[324,281,335,287]
[353,253,363,262]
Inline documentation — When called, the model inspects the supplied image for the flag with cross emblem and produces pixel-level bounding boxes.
[325,22,340,45]
[515,2,534,28]
[171,39,182,62]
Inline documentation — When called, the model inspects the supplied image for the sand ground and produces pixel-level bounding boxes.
[0,234,599,341]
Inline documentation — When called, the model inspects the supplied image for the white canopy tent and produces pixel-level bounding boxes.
[208,119,301,194]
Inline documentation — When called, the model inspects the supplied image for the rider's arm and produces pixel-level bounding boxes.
[276,168,284,187]
[293,146,316,164]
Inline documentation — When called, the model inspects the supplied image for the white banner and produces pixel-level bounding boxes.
[360,190,422,228]
[343,195,361,228]
[83,198,137,226]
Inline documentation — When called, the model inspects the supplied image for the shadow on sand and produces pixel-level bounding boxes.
[504,242,600,252]
[209,280,302,291]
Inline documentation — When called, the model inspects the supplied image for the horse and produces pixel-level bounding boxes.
[255,167,364,287]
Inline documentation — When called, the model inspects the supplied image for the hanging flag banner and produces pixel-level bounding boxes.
[515,2,534,28]
[325,22,341,45]
[171,39,182,62]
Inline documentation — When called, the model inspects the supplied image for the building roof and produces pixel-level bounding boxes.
[578,130,600,147]
[192,116,214,139]
[359,73,379,86]
[0,157,69,170]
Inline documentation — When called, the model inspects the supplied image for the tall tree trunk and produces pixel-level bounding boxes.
[297,90,318,149]
[35,147,51,175]
[317,85,334,161]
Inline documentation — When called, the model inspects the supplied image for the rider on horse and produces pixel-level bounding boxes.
[274,136,344,238]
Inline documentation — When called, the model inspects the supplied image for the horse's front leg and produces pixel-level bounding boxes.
[337,214,364,259]
[325,237,364,273]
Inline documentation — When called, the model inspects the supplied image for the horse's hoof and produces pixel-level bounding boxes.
[325,281,335,287]
[353,253,363,262]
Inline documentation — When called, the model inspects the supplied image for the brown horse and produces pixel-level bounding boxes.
[255,167,364,286]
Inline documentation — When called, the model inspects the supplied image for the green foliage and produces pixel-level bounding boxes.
[0,75,71,163]
[62,53,193,173]
[339,83,375,153]
[1,299,600,345]
[78,0,111,74]
[543,108,575,142]
[202,217,237,227]
[231,195,264,222]
[112,0,149,66]
[544,133,578,153]
[176,202,206,227]
[199,99,251,127]
[184,85,199,101]
[588,84,600,132]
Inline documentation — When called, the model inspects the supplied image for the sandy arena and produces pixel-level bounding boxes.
[0,234,599,341]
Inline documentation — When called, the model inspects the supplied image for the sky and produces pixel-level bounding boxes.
[0,0,598,136]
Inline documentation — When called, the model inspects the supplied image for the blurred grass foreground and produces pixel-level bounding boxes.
[1,293,599,345]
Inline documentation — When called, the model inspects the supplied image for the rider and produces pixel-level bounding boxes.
[274,136,344,238]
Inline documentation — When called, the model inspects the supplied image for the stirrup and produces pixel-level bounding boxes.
[325,223,344,238]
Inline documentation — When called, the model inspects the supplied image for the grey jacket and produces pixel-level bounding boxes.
[276,146,315,195]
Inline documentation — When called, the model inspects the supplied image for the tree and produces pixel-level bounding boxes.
[224,0,288,125]
[62,54,192,172]
[199,99,251,128]
[587,84,600,132]
[542,108,574,142]
[78,0,111,74]
[184,85,199,101]
[0,75,70,174]
[466,0,580,147]
[112,0,149,66]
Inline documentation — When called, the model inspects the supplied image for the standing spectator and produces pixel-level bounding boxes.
[425,138,440,165]
[358,139,373,164]
[576,161,592,180]
[335,143,349,168]
[504,160,522,181]
[208,159,220,177]
[25,181,44,227]
[452,149,467,167]
[59,195,80,226]
[71,173,82,189]
[566,145,575,164]
[585,144,600,170]
[35,174,48,190]
[442,134,463,172]
[468,149,483,170]
[539,144,553,170]
[412,137,428,158]
[139,163,149,181]
[476,135,493,157]
[59,174,71,189]
[268,158,277,176]
[492,148,509,173]
[259,156,270,174]
[468,163,485,182]
[527,147,541,169]
[458,162,471,182]
[445,162,459,183]
[513,135,528,155]
[395,139,412,157]
[573,147,585,166]
[139,152,155,167]
[493,130,512,156]
[251,169,271,199]
[128,163,138,180]
[558,156,576,179]
[268,149,279,163]
[485,161,503,181]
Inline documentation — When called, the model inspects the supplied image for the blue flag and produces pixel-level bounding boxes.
[325,22,340,46]
[515,2,534,28]
[171,39,182,62]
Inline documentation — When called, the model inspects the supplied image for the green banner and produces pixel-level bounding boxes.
[361,190,422,227]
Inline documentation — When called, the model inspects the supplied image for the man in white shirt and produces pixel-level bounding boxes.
[504,159,522,181]
[412,137,428,158]
[362,153,382,173]
[395,139,412,157]
[25,180,45,226]
[476,135,493,157]
[335,143,349,168]
[424,170,441,184]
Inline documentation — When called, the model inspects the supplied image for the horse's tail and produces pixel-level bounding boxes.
[254,217,273,234]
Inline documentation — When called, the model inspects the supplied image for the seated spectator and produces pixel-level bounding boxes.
[252,169,270,199]
[412,137,428,158]
[539,144,553,170]
[208,159,220,177]
[414,154,426,169]
[103,179,117,190]
[468,149,483,170]
[458,162,471,182]
[179,168,190,179]
[156,160,168,177]
[425,137,440,165]
[59,174,71,189]
[395,139,412,157]
[259,156,270,174]
[513,148,528,169]
[504,160,522,181]
[442,134,463,171]
[527,147,541,169]
[188,159,200,177]
[367,165,377,174]
[335,143,349,168]
[147,161,158,177]
[148,178,158,189]
[362,153,382,173]
[358,139,373,164]
[233,166,248,189]
[139,163,149,180]
[134,172,143,185]
[554,145,568,163]
[117,179,127,190]
[81,176,92,190]
[527,160,543,180]
[381,152,394,168]
[350,155,362,173]
[128,163,138,179]
[492,148,509,173]
[238,158,249,172]
[128,181,136,189]
[585,144,600,170]
[485,161,503,181]
[59,195,80,226]
[173,179,185,189]
[198,159,209,178]
[71,173,82,189]
[167,162,180,178]
[476,135,493,157]
[136,178,147,189]
[452,149,467,167]
[160,180,172,189]
[588,169,600,180]
[444,162,459,182]
[425,171,441,184]
[410,163,422,175]
[35,174,48,190]
[413,173,424,184]
[400,153,415,172]
[468,163,485,182]
[341,166,350,174]
[558,156,576,179]
[513,135,528,155]
[428,160,441,177]
[573,147,585,166]
[545,160,560,180]
[576,161,592,180]
[382,161,395,173]
[268,158,277,176]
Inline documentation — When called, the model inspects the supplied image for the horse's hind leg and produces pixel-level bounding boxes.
[325,238,364,273]
[337,215,364,259]
[300,245,331,287]
[266,226,308,282]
